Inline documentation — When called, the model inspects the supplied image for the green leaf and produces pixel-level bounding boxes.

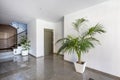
[87,23,106,36]
[73,18,87,32]
[56,18,106,63]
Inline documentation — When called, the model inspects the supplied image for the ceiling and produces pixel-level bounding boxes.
[0,0,108,24]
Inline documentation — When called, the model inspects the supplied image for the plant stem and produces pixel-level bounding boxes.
[77,51,81,63]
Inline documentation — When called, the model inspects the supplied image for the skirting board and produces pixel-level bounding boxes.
[64,59,120,79]
[86,67,120,79]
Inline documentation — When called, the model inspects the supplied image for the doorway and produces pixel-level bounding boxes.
[44,29,53,56]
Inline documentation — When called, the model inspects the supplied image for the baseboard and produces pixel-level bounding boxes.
[29,53,36,58]
[63,59,120,79]
[53,53,64,57]
[86,67,120,79]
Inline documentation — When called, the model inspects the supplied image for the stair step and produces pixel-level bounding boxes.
[0,51,14,63]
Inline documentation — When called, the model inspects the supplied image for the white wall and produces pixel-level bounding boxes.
[36,19,55,57]
[28,20,37,57]
[64,0,120,77]
[54,21,64,53]
[28,19,63,57]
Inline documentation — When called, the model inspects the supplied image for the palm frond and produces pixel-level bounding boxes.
[57,42,68,54]
[56,18,106,63]
[57,39,74,54]
[57,36,78,54]
[73,18,87,32]
[85,37,100,43]
[79,38,94,53]
[87,23,106,36]
[56,38,68,44]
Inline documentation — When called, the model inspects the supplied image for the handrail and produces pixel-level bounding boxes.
[0,30,27,49]
[0,30,27,40]
[7,30,27,42]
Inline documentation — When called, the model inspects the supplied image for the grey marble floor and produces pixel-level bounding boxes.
[0,54,119,80]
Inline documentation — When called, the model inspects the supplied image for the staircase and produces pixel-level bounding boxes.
[0,23,27,62]
[0,30,27,50]
[0,51,13,63]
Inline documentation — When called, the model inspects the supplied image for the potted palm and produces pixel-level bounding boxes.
[56,18,106,73]
[20,36,30,56]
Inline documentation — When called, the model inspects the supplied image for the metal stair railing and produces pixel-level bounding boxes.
[0,30,27,50]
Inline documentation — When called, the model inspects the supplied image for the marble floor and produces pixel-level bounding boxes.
[0,54,119,80]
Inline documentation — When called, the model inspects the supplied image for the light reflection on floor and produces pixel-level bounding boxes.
[0,54,119,80]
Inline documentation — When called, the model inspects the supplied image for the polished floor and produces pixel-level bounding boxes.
[0,54,119,80]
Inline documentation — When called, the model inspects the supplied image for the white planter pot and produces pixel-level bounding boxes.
[74,62,86,73]
[13,49,18,55]
[13,46,22,55]
[17,46,22,54]
[22,50,29,56]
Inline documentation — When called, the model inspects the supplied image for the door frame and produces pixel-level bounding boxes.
[44,28,54,55]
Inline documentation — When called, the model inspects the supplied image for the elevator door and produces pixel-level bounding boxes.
[44,29,53,56]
